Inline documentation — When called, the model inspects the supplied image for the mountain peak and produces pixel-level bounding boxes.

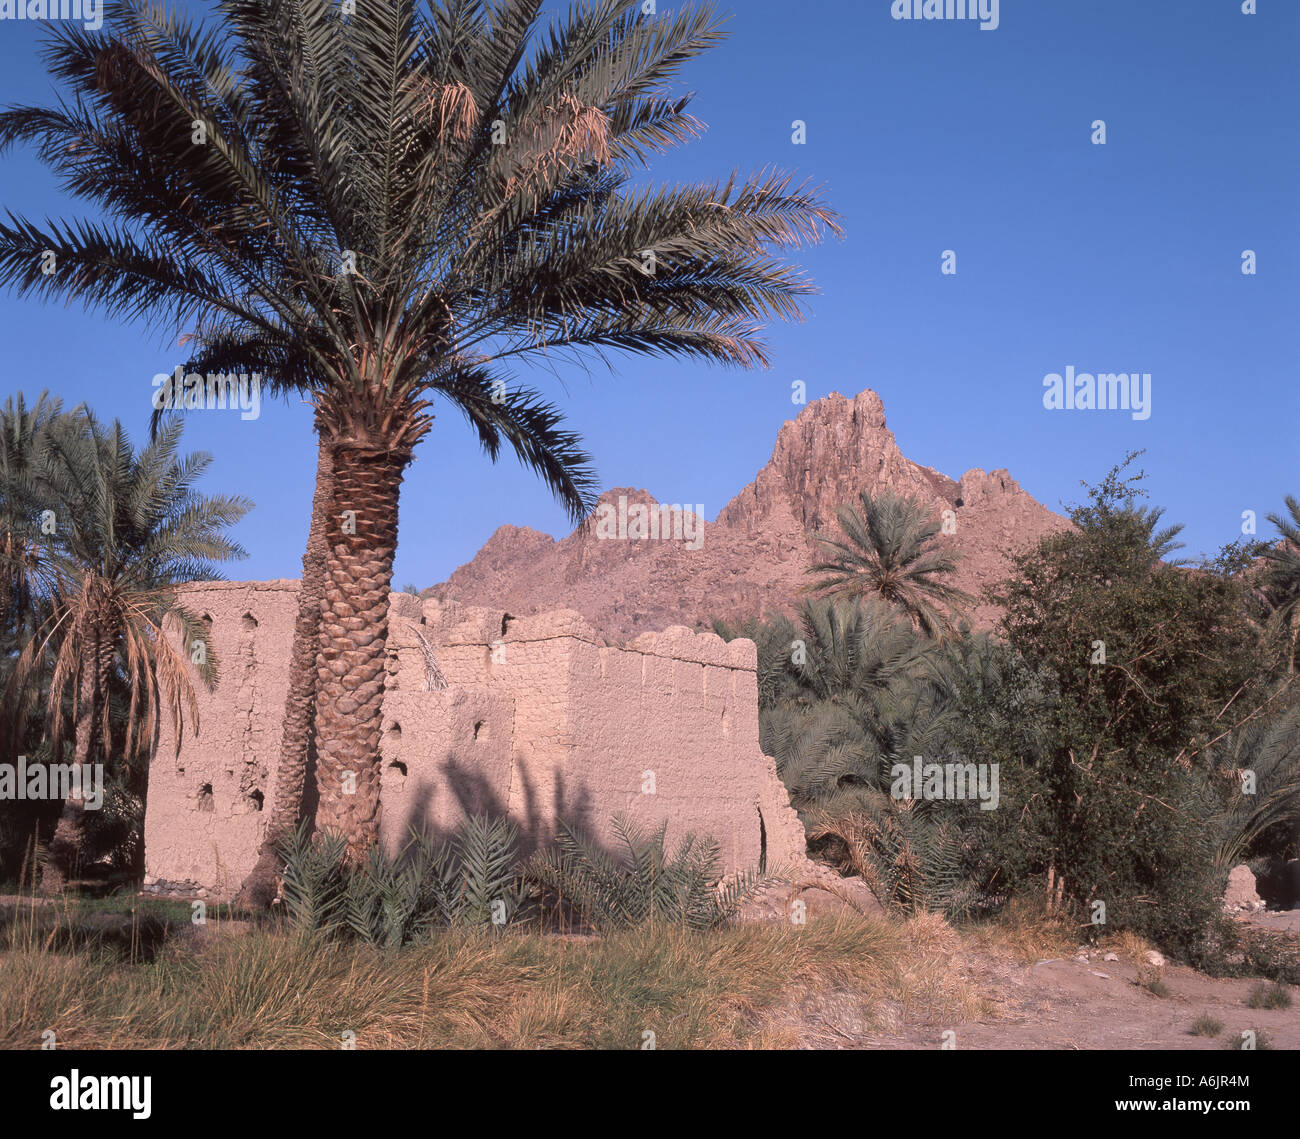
[433,388,1070,638]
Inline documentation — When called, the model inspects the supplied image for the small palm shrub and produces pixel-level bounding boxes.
[1189,1014,1223,1037]
[526,813,763,933]
[278,815,528,944]
[805,797,975,920]
[277,824,349,938]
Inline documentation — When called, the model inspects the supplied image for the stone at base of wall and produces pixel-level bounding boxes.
[737,857,884,924]
[140,878,206,900]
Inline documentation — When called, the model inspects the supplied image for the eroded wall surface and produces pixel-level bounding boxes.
[144,581,807,897]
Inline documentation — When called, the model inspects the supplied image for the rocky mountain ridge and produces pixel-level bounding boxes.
[430,389,1072,639]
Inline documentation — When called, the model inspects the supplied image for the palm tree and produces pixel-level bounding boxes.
[0,392,66,641]
[232,439,333,906]
[0,0,840,862]
[1263,494,1300,673]
[0,393,83,767]
[806,491,972,638]
[9,412,250,891]
[730,597,954,812]
[1194,695,1300,870]
[1130,503,1187,564]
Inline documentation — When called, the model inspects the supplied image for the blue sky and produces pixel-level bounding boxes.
[0,0,1295,587]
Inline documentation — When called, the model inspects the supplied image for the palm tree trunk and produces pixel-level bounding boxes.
[235,440,335,907]
[42,620,109,893]
[312,441,405,862]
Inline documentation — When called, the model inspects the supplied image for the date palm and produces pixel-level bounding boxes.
[736,597,958,824]
[806,491,972,638]
[9,411,250,891]
[0,392,67,643]
[1263,494,1300,673]
[0,0,840,862]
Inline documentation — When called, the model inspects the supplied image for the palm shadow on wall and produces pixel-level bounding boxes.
[395,750,595,858]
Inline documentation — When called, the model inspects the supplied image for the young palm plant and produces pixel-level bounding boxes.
[0,0,840,867]
[526,812,762,932]
[806,491,972,638]
[9,411,250,891]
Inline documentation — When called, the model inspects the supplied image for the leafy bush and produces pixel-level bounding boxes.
[525,813,763,932]
[978,455,1283,958]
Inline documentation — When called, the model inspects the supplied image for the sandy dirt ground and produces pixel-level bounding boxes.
[5,895,1296,1050]
[792,911,1300,1051]
[875,955,1298,1050]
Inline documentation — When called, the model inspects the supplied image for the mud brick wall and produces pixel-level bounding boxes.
[143,581,806,898]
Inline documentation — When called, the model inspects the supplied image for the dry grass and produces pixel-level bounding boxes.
[0,907,997,1049]
[1135,965,1172,998]
[959,897,1078,964]
[1101,928,1159,963]
[1245,981,1293,1011]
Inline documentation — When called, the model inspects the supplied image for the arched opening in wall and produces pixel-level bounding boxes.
[387,722,402,745]
[721,707,730,737]
[388,760,408,777]
[473,719,486,741]
[241,612,258,631]
[501,613,513,637]
[246,788,264,812]
[757,807,767,875]
[197,783,214,813]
